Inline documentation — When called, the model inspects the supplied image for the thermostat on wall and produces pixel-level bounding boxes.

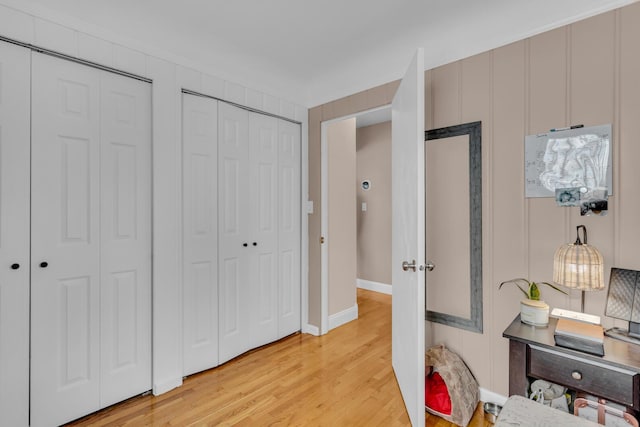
[361,179,371,191]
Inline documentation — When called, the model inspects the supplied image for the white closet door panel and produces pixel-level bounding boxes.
[277,120,301,337]
[0,41,30,427]
[221,157,242,235]
[182,94,219,375]
[219,256,245,364]
[99,72,152,406]
[31,52,101,427]
[184,260,216,370]
[249,113,278,347]
[218,102,250,364]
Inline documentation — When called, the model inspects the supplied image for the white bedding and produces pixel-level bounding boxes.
[495,395,600,427]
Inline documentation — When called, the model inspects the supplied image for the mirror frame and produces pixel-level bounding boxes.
[424,121,483,333]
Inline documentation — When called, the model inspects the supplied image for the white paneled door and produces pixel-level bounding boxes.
[31,52,102,426]
[99,68,152,408]
[183,94,219,375]
[30,52,151,427]
[218,102,252,364]
[277,120,301,338]
[183,95,300,373]
[0,41,31,427]
[391,49,426,427]
[248,112,279,349]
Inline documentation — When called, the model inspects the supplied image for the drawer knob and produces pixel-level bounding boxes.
[571,371,583,380]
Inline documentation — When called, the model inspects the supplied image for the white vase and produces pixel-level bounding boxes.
[520,299,550,326]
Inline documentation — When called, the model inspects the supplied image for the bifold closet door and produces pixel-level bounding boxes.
[277,120,301,337]
[0,41,30,427]
[183,94,219,375]
[30,52,151,427]
[189,99,300,367]
[218,102,252,364]
[99,70,152,408]
[248,112,279,349]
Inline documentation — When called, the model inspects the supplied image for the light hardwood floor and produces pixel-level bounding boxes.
[67,289,490,426]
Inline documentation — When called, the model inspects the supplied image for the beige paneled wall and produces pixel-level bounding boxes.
[619,5,640,267]
[327,119,357,314]
[426,50,494,390]
[356,122,392,285]
[427,4,639,395]
[308,82,399,326]
[308,107,322,326]
[308,1,640,396]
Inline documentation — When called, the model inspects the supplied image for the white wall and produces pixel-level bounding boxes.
[0,2,309,395]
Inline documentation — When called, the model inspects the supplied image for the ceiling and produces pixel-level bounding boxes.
[3,0,636,107]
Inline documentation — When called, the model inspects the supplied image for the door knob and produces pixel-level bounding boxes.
[10,263,19,270]
[40,261,48,268]
[402,260,417,272]
[402,260,435,272]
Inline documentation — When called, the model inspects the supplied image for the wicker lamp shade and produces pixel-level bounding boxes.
[553,225,604,312]
[553,243,604,291]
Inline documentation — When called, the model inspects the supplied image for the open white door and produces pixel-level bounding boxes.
[392,48,425,427]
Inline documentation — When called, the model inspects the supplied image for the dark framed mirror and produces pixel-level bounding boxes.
[424,121,482,333]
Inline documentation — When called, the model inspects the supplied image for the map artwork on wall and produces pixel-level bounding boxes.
[524,124,612,199]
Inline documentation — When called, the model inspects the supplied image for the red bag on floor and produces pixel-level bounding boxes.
[425,344,479,426]
[425,371,452,415]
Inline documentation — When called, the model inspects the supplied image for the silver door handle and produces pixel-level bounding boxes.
[402,260,435,272]
[402,260,416,272]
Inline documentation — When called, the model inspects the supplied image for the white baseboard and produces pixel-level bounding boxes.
[328,303,359,331]
[480,387,508,406]
[153,376,183,396]
[356,278,392,295]
[302,323,320,336]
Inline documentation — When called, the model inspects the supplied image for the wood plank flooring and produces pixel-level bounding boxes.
[67,289,490,426]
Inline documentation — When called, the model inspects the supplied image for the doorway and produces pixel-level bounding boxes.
[319,106,391,334]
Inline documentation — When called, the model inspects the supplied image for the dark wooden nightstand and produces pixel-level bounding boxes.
[503,315,640,417]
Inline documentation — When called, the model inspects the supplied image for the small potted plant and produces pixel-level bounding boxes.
[499,278,567,326]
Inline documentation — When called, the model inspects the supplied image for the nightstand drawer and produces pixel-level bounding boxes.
[529,345,638,407]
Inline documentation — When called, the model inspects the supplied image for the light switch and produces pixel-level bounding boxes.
[361,202,367,212]
[307,200,314,214]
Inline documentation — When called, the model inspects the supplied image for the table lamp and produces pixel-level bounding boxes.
[553,225,604,312]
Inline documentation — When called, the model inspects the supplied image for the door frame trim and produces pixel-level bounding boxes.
[319,105,390,335]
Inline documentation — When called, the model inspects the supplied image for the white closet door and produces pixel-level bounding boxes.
[31,53,152,426]
[277,120,301,337]
[99,71,152,406]
[0,41,30,427]
[183,94,219,375]
[31,53,102,426]
[218,102,251,364]
[248,112,278,348]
